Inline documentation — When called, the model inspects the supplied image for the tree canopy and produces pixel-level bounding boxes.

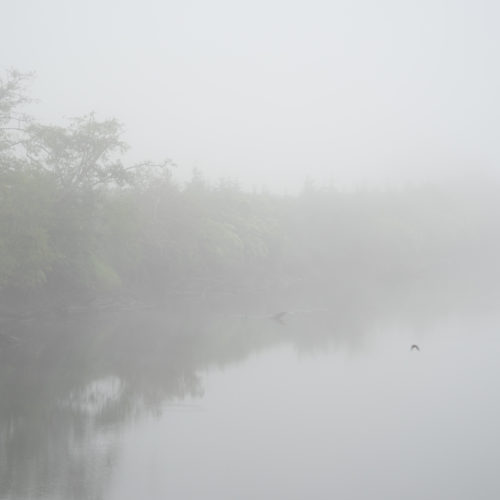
[1,70,499,312]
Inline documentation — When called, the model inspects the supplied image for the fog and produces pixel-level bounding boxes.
[2,1,500,499]
[2,304,500,499]
[2,0,500,190]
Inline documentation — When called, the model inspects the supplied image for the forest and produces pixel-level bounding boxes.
[1,70,499,318]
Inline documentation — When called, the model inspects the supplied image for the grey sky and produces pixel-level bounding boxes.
[2,0,499,191]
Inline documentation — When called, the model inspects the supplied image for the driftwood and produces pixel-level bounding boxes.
[0,293,159,326]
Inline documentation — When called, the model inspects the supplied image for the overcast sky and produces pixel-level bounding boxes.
[2,0,499,191]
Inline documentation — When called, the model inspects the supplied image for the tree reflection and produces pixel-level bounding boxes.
[0,302,293,499]
[0,287,488,499]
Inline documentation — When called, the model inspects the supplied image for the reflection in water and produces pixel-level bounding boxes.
[0,294,499,499]
[0,300,293,499]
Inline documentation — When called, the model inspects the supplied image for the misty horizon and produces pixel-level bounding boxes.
[3,0,500,191]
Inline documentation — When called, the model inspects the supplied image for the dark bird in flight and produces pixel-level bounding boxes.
[270,311,287,324]
[410,344,420,351]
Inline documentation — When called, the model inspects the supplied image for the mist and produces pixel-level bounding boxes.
[2,1,500,499]
[3,0,500,190]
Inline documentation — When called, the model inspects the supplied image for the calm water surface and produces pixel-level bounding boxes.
[1,305,499,499]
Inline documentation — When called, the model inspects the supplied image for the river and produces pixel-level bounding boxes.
[1,300,499,499]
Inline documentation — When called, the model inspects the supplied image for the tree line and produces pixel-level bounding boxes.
[1,70,499,313]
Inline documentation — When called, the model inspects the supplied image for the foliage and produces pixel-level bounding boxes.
[0,170,55,288]
[0,70,32,152]
[26,114,131,189]
[1,70,499,306]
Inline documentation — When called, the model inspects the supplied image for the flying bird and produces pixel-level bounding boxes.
[270,311,287,324]
[410,344,420,351]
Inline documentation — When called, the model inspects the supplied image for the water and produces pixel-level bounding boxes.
[1,304,500,499]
